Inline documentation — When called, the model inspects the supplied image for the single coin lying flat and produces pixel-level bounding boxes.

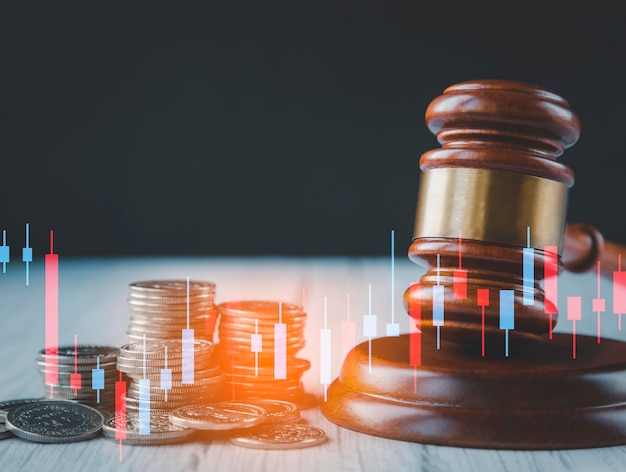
[5,400,103,444]
[230,423,327,450]
[169,402,266,430]
[102,410,195,445]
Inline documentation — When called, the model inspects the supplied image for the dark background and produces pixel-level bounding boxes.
[1,1,625,256]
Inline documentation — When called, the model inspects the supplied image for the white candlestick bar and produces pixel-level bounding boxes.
[321,296,332,402]
[341,294,355,364]
[182,328,195,384]
[139,334,150,434]
[138,378,150,435]
[386,229,400,336]
[363,284,377,374]
[251,318,262,376]
[160,346,172,402]
[274,302,286,380]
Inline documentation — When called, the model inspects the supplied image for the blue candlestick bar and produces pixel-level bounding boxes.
[432,254,444,350]
[23,223,32,285]
[523,226,534,306]
[91,355,104,404]
[500,290,515,357]
[1,230,8,273]
[433,285,444,350]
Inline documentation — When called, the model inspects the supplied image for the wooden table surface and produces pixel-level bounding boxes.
[1,256,625,472]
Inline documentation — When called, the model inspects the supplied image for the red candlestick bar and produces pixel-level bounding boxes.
[568,296,582,359]
[592,261,606,344]
[544,246,559,340]
[45,230,59,395]
[477,289,490,357]
[115,371,127,461]
[70,334,82,396]
[408,283,422,394]
[454,231,467,299]
[613,254,626,331]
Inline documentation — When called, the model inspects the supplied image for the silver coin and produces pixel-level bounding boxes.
[230,423,327,449]
[0,423,12,440]
[0,398,46,417]
[128,307,215,317]
[122,354,213,365]
[126,376,225,391]
[127,300,214,310]
[0,398,44,440]
[169,402,266,430]
[127,292,214,301]
[129,315,212,326]
[36,362,118,374]
[102,410,195,445]
[129,280,215,294]
[36,346,118,364]
[119,339,214,359]
[5,400,104,443]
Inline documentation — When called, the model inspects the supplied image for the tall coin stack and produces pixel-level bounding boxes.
[126,280,218,343]
[36,345,119,414]
[215,301,311,406]
[121,280,224,411]
[116,339,224,412]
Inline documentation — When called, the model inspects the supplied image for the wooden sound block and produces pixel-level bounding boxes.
[321,334,626,449]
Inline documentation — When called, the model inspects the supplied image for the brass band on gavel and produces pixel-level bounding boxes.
[413,167,570,253]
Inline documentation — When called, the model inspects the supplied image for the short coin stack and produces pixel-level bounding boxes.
[126,280,218,343]
[215,301,312,406]
[36,345,119,414]
[116,339,224,413]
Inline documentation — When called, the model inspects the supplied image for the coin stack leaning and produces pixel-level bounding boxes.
[126,280,217,343]
[36,345,119,414]
[215,301,311,406]
[116,338,224,413]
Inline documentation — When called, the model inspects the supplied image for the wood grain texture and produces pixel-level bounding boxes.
[0,257,625,471]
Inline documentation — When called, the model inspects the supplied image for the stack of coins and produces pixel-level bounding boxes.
[215,301,311,406]
[116,339,224,413]
[126,280,217,343]
[36,345,119,414]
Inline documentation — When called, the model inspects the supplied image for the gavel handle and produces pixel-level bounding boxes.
[562,223,626,276]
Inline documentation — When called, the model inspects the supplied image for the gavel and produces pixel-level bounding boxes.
[405,79,626,346]
[322,79,626,449]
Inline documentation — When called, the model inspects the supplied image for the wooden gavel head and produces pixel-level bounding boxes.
[404,79,581,346]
